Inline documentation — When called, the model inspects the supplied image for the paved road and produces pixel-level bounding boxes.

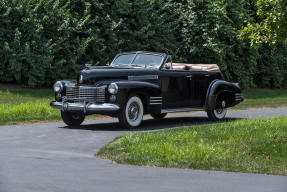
[1,108,287,192]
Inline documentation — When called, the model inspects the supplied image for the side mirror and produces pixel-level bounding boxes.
[165,63,171,70]
[106,63,110,66]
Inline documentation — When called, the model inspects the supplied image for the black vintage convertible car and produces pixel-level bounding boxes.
[50,51,243,128]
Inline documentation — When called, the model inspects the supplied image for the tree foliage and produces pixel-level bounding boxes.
[174,0,258,87]
[0,0,286,88]
[240,0,287,44]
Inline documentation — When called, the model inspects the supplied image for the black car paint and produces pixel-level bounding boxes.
[75,69,222,113]
[57,51,241,115]
[205,80,242,110]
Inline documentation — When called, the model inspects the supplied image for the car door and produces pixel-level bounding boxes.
[159,70,193,108]
[186,72,208,107]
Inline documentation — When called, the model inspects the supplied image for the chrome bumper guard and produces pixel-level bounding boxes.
[50,101,120,112]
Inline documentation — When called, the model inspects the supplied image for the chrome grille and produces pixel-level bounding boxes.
[65,86,105,104]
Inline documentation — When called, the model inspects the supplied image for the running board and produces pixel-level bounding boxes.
[161,107,203,113]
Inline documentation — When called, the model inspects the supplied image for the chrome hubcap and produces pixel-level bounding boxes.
[128,102,139,121]
[215,109,223,114]
[215,100,226,114]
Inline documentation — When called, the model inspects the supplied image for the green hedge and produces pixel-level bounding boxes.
[0,0,286,88]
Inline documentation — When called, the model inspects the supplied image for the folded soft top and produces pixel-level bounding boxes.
[173,63,220,72]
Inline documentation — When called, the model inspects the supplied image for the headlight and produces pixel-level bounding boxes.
[53,81,63,93]
[108,83,118,94]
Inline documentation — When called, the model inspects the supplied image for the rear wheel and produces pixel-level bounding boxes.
[151,113,167,120]
[118,95,144,129]
[61,111,85,126]
[207,99,227,121]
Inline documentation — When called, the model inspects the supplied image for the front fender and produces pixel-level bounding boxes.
[205,80,242,110]
[114,81,161,96]
[111,81,162,113]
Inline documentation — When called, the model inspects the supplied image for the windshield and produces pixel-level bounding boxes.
[112,53,163,69]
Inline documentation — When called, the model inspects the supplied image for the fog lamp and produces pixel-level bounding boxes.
[109,95,117,103]
[55,93,62,101]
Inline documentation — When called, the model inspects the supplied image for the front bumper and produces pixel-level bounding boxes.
[50,101,120,112]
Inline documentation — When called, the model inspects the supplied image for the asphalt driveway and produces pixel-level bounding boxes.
[0,108,287,192]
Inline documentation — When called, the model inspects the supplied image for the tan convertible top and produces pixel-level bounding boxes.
[172,63,220,73]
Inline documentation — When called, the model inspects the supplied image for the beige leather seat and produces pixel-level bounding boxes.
[172,65,187,70]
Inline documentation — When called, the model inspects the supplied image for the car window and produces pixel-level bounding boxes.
[112,53,163,68]
[113,54,136,65]
[132,54,163,68]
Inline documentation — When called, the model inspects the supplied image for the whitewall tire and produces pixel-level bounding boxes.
[118,96,144,128]
[207,99,227,121]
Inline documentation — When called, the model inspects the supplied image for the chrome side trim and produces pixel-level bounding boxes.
[128,75,158,81]
[149,96,162,105]
[50,101,120,112]
[161,107,203,113]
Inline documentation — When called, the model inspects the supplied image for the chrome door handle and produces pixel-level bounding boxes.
[186,75,193,78]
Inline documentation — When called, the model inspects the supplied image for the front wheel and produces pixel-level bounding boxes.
[118,95,144,129]
[61,111,85,126]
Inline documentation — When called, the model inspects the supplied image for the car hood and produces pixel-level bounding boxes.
[78,66,159,85]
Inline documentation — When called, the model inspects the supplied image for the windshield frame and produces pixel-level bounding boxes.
[111,52,165,69]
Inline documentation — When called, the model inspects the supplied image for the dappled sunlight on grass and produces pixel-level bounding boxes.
[0,87,60,125]
[97,117,287,175]
[0,102,59,124]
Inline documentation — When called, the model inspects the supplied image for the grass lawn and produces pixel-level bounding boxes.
[235,89,287,109]
[0,86,59,125]
[0,85,287,125]
[97,116,287,175]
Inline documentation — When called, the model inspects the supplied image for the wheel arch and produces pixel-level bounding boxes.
[205,80,241,110]
[114,81,162,114]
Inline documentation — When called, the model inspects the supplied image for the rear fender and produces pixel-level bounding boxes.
[205,80,241,110]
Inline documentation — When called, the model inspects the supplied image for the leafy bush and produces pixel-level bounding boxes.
[0,0,175,87]
[0,0,286,88]
[173,0,258,87]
